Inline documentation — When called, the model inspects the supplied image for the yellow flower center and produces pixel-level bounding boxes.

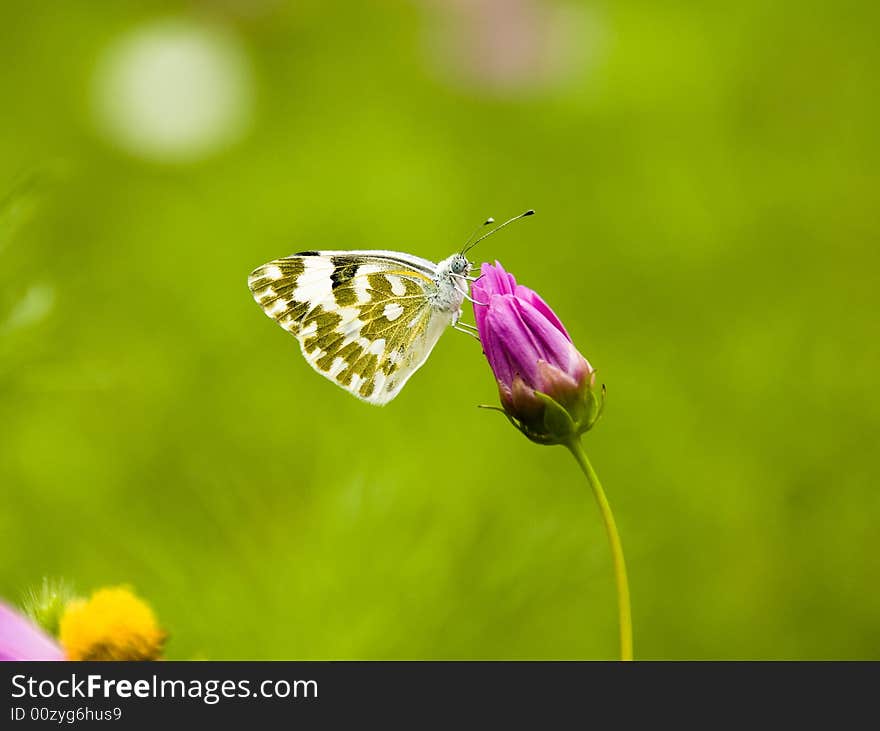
[59,586,166,661]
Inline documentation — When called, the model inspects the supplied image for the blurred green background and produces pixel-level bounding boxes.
[1,0,878,660]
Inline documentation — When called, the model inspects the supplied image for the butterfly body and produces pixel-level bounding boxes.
[248,250,471,405]
[423,252,471,316]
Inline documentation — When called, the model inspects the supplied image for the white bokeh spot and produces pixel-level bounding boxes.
[92,19,254,162]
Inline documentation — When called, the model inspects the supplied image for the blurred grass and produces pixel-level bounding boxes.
[1,0,878,659]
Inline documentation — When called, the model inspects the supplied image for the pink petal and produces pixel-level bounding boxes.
[514,284,571,341]
[512,297,574,373]
[473,261,516,341]
[484,294,544,386]
[0,601,64,661]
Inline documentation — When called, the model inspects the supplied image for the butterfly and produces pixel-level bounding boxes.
[247,212,533,405]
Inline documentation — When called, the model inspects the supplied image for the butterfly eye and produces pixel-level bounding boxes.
[451,256,468,274]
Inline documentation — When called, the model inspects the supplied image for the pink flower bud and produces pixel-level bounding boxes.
[473,261,602,443]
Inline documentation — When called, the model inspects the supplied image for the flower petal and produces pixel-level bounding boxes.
[0,601,64,661]
[485,261,517,295]
[512,296,575,374]
[472,279,490,339]
[475,261,516,296]
[472,259,598,442]
[514,284,571,341]
[484,294,544,386]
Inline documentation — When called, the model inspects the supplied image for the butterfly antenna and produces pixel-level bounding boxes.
[462,209,535,256]
[460,216,496,255]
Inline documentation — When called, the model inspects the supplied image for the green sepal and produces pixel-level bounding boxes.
[578,382,607,435]
[478,381,607,446]
[534,390,576,441]
[21,577,76,637]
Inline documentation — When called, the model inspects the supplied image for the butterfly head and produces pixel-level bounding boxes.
[449,253,471,276]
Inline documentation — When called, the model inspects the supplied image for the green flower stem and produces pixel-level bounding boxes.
[566,438,633,661]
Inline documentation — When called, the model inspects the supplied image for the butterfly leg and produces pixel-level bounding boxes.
[452,281,488,307]
[453,324,481,341]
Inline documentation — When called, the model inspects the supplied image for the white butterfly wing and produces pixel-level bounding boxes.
[248,251,456,405]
